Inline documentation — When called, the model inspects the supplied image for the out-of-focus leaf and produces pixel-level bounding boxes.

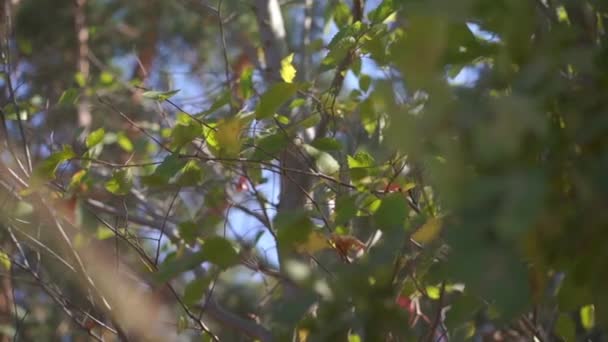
[373,193,407,230]
[171,118,202,150]
[556,314,575,341]
[252,133,289,160]
[155,252,207,283]
[311,137,342,152]
[256,82,299,119]
[368,0,395,24]
[348,151,375,169]
[58,88,79,105]
[142,154,186,187]
[142,89,180,101]
[175,160,204,187]
[196,92,231,118]
[581,304,595,330]
[333,2,351,27]
[116,132,134,152]
[200,237,239,269]
[178,221,199,245]
[303,144,340,174]
[281,53,297,83]
[276,211,315,252]
[30,145,76,187]
[85,128,105,148]
[411,217,443,244]
[215,117,243,157]
[295,230,332,254]
[183,278,209,305]
[104,170,132,195]
[0,251,11,271]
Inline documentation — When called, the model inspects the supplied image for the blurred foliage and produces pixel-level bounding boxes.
[1,0,608,341]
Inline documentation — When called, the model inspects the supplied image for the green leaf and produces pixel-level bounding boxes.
[171,119,202,150]
[104,170,132,195]
[373,193,408,230]
[303,144,340,174]
[68,169,88,191]
[201,237,239,269]
[333,2,352,27]
[368,0,395,24]
[183,278,209,305]
[311,137,343,152]
[280,53,297,83]
[359,74,372,92]
[142,89,180,101]
[275,211,315,252]
[58,88,79,105]
[296,113,321,129]
[0,251,11,271]
[196,92,231,118]
[175,161,204,187]
[142,154,186,187]
[348,151,375,168]
[155,252,207,283]
[556,314,575,341]
[580,304,595,330]
[215,117,243,157]
[31,145,76,187]
[179,221,199,245]
[255,82,299,119]
[252,133,289,161]
[99,71,114,85]
[86,128,105,148]
[116,132,134,152]
[335,195,358,226]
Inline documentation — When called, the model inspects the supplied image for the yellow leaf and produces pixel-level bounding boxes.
[0,251,10,271]
[298,329,309,342]
[411,217,443,244]
[295,230,332,254]
[580,304,595,330]
[280,53,297,83]
[216,117,243,156]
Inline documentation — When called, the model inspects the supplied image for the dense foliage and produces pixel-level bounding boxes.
[1,0,608,340]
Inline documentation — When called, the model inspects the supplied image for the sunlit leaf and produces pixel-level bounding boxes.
[116,132,134,152]
[0,251,11,271]
[280,53,297,83]
[581,304,595,330]
[215,117,243,157]
[104,170,132,195]
[86,128,105,148]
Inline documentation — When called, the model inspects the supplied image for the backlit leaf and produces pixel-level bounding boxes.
[280,53,297,83]
[104,170,132,195]
[86,128,105,148]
